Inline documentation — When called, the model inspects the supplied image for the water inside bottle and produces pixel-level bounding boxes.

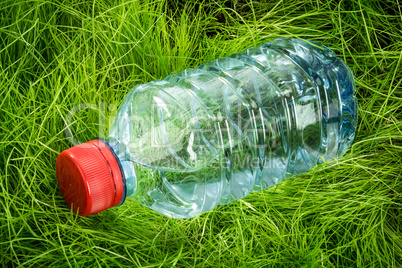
[107,38,357,218]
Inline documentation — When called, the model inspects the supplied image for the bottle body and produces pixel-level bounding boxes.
[106,38,358,218]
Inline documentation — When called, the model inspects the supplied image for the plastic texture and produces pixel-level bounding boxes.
[56,139,124,216]
[107,38,358,218]
[57,38,358,218]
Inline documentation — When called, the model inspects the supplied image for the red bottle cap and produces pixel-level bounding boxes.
[56,139,124,216]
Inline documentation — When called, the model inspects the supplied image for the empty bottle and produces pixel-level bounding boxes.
[56,38,358,218]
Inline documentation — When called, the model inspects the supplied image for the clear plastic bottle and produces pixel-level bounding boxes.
[56,38,358,218]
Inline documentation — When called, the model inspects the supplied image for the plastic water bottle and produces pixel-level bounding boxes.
[56,38,358,218]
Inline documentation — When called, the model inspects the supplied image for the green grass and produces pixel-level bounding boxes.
[1,0,401,266]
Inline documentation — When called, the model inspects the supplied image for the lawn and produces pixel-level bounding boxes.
[1,0,401,267]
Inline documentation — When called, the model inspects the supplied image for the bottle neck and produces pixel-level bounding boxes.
[102,137,138,202]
